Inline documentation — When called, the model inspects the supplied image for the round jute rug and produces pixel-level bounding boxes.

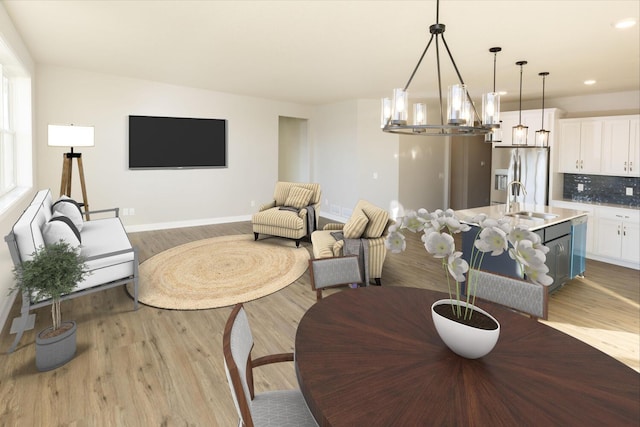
[127,234,310,310]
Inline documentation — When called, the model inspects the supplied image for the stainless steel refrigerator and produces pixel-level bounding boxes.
[490,147,550,206]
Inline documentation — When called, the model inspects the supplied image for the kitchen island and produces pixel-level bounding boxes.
[456,203,589,293]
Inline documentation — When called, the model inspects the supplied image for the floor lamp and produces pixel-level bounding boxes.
[48,124,94,220]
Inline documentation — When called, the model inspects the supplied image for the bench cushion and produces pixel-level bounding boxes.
[77,217,135,291]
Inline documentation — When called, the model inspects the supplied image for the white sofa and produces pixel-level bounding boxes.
[4,189,139,352]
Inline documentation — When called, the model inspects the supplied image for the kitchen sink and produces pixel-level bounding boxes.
[505,210,558,220]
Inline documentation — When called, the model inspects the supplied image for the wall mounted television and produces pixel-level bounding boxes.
[128,115,227,169]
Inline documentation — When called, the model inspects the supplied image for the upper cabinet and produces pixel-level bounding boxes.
[495,109,560,147]
[601,117,639,177]
[558,118,602,174]
[558,115,639,177]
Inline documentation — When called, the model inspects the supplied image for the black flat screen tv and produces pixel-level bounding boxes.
[128,115,227,169]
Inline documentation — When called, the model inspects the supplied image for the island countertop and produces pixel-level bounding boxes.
[455,203,589,231]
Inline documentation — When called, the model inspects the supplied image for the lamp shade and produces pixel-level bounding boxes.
[48,125,95,148]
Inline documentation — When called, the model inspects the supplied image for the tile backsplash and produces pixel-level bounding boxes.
[563,174,639,207]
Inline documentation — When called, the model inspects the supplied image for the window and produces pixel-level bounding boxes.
[0,69,17,197]
[0,34,32,213]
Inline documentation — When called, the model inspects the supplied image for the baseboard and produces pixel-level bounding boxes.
[0,291,17,337]
[319,212,348,223]
[124,215,252,233]
[587,253,639,270]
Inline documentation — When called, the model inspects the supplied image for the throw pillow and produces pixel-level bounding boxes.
[362,205,389,238]
[343,214,369,239]
[42,214,81,249]
[284,186,313,209]
[52,196,84,231]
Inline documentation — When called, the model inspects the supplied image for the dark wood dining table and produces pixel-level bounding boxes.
[294,286,640,426]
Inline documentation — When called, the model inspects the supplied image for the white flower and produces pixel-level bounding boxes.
[447,251,469,282]
[509,239,546,268]
[469,213,487,225]
[384,230,406,253]
[523,263,554,286]
[424,232,455,258]
[444,216,471,234]
[402,210,426,233]
[474,226,508,256]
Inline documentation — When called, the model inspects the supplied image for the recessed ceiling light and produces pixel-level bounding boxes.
[584,80,596,86]
[613,18,637,29]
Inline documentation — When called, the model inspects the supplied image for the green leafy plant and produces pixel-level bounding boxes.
[12,241,89,331]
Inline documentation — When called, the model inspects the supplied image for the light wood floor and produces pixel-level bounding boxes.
[0,220,638,426]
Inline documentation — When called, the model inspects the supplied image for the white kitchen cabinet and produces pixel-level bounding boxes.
[601,116,640,177]
[559,119,602,174]
[595,207,640,265]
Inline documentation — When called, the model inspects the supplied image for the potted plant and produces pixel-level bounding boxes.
[12,241,89,371]
[385,207,552,358]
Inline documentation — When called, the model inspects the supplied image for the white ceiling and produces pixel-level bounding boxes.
[3,0,639,106]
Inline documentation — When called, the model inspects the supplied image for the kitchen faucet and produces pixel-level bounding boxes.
[507,180,527,212]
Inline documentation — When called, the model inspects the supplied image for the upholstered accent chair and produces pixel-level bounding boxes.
[311,199,393,286]
[223,304,318,427]
[252,181,322,247]
[469,269,548,320]
[308,255,364,301]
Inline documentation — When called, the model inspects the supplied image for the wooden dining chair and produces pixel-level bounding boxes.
[467,269,548,320]
[308,255,364,301]
[222,303,317,427]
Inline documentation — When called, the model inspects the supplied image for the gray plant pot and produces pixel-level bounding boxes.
[35,320,77,372]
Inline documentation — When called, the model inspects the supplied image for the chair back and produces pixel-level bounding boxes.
[309,256,363,301]
[223,304,255,427]
[470,269,548,320]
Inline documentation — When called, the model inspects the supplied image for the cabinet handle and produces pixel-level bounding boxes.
[616,214,623,218]
[575,160,579,170]
[618,226,621,235]
[580,160,584,169]
[624,161,627,172]
[631,161,634,172]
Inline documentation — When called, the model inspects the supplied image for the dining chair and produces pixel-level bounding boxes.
[308,255,364,301]
[468,269,548,320]
[222,303,317,427]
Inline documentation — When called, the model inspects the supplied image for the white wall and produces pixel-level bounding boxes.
[502,90,640,116]
[311,100,359,219]
[311,99,399,221]
[36,65,312,230]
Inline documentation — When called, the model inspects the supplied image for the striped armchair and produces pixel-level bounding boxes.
[311,199,393,286]
[252,181,322,247]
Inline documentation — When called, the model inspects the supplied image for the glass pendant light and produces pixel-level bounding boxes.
[512,61,528,146]
[535,72,550,147]
[413,103,427,126]
[484,47,502,143]
[391,88,408,125]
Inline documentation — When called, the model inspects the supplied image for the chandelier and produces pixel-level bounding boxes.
[381,0,499,137]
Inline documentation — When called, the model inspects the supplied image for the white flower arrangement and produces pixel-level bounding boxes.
[385,208,553,319]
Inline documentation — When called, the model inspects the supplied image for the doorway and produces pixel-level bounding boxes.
[278,116,310,182]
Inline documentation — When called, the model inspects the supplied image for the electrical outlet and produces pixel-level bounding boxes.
[130,208,135,215]
[577,183,584,192]
[372,172,378,180]
[626,187,633,196]
[122,208,129,216]
[250,200,255,207]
